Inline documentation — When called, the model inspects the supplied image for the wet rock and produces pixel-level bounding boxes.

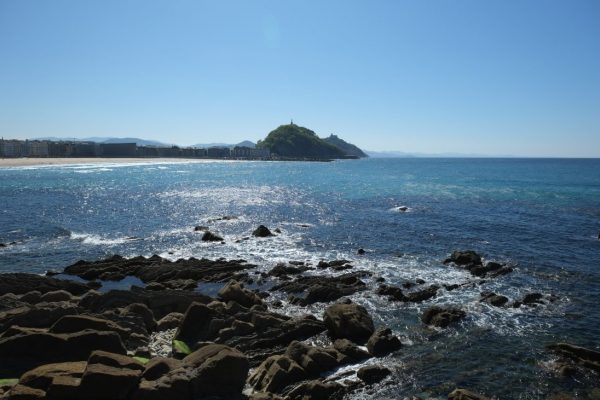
[357,248,366,255]
[448,388,491,400]
[218,280,264,308]
[377,284,438,302]
[65,256,255,289]
[193,225,208,232]
[421,306,466,328]
[287,380,344,400]
[156,312,183,331]
[522,293,544,305]
[367,327,402,357]
[480,292,509,307]
[333,339,371,362]
[406,285,439,302]
[201,230,224,242]
[253,225,274,237]
[357,365,391,384]
[285,341,345,376]
[39,290,74,303]
[268,263,309,277]
[323,303,375,342]
[547,342,600,372]
[273,272,368,306]
[0,273,95,297]
[444,250,482,266]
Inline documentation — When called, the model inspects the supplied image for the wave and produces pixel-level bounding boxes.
[70,232,140,246]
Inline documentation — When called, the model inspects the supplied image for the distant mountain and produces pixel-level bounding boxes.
[257,124,346,159]
[34,136,173,147]
[192,140,256,149]
[323,134,368,158]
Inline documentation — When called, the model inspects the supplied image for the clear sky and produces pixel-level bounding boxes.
[1,1,599,156]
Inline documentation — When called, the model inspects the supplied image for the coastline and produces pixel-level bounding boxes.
[0,157,228,168]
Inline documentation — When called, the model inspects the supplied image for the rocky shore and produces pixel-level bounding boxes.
[0,236,597,399]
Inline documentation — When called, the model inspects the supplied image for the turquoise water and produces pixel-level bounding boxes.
[1,158,599,398]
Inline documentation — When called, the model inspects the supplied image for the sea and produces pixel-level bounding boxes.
[1,158,599,399]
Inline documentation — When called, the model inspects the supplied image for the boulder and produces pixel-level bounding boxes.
[405,285,439,302]
[87,350,144,372]
[248,355,306,393]
[49,315,131,341]
[448,388,491,400]
[122,303,156,332]
[287,380,344,400]
[357,365,391,384]
[367,327,402,356]
[522,293,544,305]
[253,225,274,237]
[421,306,466,328]
[272,272,368,306]
[285,341,340,376]
[39,290,74,303]
[218,280,263,308]
[141,357,182,381]
[173,302,216,345]
[78,362,141,400]
[333,339,371,363]
[444,250,482,266]
[323,303,374,342]
[0,302,78,333]
[156,312,183,331]
[14,361,86,393]
[201,231,223,242]
[0,330,126,375]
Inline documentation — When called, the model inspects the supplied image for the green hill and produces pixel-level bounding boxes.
[323,134,368,158]
[257,124,346,159]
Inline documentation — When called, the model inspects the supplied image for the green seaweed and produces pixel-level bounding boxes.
[172,339,192,355]
[133,356,150,364]
[0,378,18,386]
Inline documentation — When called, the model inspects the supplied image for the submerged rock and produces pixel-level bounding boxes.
[421,306,466,328]
[444,251,512,278]
[448,388,491,400]
[547,342,600,372]
[480,292,509,307]
[218,280,264,308]
[272,272,368,305]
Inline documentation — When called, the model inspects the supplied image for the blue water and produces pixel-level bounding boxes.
[1,158,599,398]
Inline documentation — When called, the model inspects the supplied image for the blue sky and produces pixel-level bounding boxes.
[1,1,599,156]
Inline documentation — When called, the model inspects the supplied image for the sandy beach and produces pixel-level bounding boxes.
[0,157,214,168]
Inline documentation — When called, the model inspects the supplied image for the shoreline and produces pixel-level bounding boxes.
[0,157,235,168]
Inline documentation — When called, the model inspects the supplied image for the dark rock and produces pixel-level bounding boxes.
[480,292,509,307]
[39,290,74,303]
[49,315,131,341]
[333,339,371,362]
[377,284,404,299]
[156,312,183,331]
[357,248,366,255]
[193,226,208,232]
[78,354,142,400]
[248,355,306,393]
[0,273,94,296]
[273,272,368,306]
[218,280,264,308]
[201,231,224,242]
[444,250,482,266]
[79,287,212,320]
[285,341,341,376]
[448,388,491,400]
[7,384,47,399]
[268,263,309,277]
[141,357,181,381]
[287,380,344,400]
[522,293,544,305]
[547,343,600,372]
[173,302,216,345]
[122,303,156,332]
[421,306,466,328]
[13,361,86,395]
[323,303,375,342]
[0,330,126,375]
[367,327,402,356]
[406,285,439,302]
[357,365,391,384]
[416,278,426,284]
[253,225,274,237]
[0,302,78,333]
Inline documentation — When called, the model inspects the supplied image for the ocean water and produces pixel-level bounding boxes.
[1,158,599,398]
